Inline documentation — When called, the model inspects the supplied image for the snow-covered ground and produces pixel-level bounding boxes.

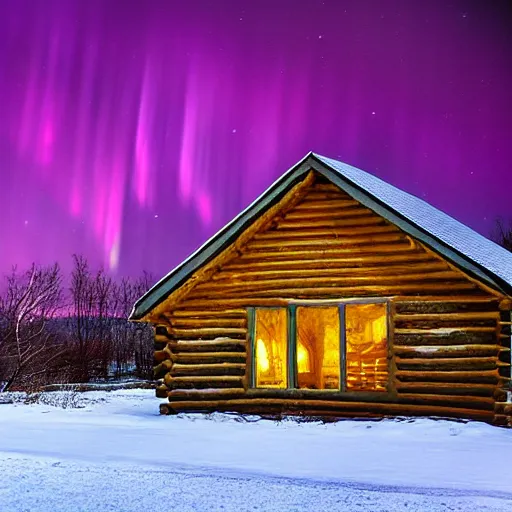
[1,389,512,511]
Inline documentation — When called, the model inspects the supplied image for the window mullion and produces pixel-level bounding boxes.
[339,304,346,392]
[247,307,256,388]
[287,305,297,389]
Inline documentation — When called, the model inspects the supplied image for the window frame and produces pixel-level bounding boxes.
[248,298,393,395]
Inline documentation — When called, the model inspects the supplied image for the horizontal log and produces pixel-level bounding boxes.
[395,381,497,396]
[246,233,405,249]
[180,298,289,309]
[394,345,503,359]
[166,327,247,337]
[168,388,247,400]
[396,369,500,383]
[170,363,246,371]
[167,318,247,329]
[393,332,496,346]
[170,362,246,377]
[188,283,478,300]
[181,290,485,309]
[396,320,497,329]
[302,189,350,198]
[394,296,498,304]
[395,300,500,315]
[292,199,361,210]
[171,352,247,364]
[395,393,494,410]
[212,263,452,282]
[165,398,494,421]
[250,388,390,400]
[396,356,499,371]
[200,272,467,293]
[276,217,397,229]
[395,312,500,322]
[284,208,374,220]
[395,327,497,335]
[256,225,398,239]
[239,243,416,260]
[170,308,247,318]
[225,252,435,270]
[166,383,495,410]
[301,192,353,201]
[168,340,247,353]
[164,374,245,389]
[164,382,494,405]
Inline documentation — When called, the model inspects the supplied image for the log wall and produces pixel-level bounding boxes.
[152,175,512,426]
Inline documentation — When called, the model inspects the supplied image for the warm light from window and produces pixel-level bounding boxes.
[346,303,388,391]
[296,306,340,390]
[297,342,310,373]
[256,338,269,373]
[255,308,287,388]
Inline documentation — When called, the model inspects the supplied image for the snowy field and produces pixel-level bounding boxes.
[1,389,512,511]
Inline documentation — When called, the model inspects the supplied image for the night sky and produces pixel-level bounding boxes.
[1,0,511,280]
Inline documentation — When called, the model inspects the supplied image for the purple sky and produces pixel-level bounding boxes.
[1,0,511,280]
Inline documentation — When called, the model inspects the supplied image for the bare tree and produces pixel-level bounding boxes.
[111,272,154,380]
[131,272,154,379]
[0,264,62,391]
[68,255,116,382]
[492,218,512,252]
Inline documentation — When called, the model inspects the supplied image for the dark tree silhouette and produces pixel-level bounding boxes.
[492,218,512,252]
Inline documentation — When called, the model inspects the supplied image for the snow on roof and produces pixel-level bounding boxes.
[130,152,512,320]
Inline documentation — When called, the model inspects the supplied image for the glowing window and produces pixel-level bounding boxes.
[251,302,388,392]
[254,308,287,388]
[345,303,388,391]
[296,307,340,390]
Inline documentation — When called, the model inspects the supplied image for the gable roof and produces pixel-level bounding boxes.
[130,152,512,320]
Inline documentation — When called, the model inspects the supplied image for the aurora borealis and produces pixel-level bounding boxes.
[1,0,511,279]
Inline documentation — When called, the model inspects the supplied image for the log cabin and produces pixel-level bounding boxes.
[130,152,512,426]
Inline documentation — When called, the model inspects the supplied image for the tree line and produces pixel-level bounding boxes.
[0,255,153,392]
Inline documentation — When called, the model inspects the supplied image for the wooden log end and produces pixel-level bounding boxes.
[154,359,173,379]
[156,385,169,398]
[159,403,177,415]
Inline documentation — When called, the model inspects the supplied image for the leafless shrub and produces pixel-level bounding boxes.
[23,385,82,409]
